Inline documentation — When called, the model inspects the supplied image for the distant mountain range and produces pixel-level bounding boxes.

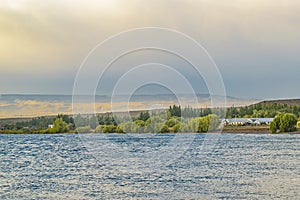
[0,94,259,118]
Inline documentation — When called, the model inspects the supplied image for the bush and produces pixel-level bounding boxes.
[189,116,208,133]
[160,125,169,133]
[179,123,190,132]
[103,125,117,133]
[165,118,178,127]
[279,113,297,132]
[270,113,297,133]
[135,120,145,127]
[270,121,277,133]
[53,118,69,133]
[118,122,138,133]
[116,126,124,133]
[207,114,220,131]
[76,126,92,133]
[95,125,103,133]
[138,111,150,121]
[95,125,117,133]
[270,114,281,133]
[172,123,181,133]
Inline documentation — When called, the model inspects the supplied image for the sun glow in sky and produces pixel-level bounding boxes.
[0,0,300,99]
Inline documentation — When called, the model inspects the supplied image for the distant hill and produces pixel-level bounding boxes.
[226,98,300,119]
[256,99,300,106]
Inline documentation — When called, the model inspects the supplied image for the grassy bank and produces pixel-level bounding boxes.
[222,126,300,134]
[222,126,270,133]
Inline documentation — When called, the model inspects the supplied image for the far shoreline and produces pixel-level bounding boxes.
[2,129,300,134]
[222,126,300,134]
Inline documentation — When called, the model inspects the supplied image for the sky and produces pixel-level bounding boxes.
[0,0,300,99]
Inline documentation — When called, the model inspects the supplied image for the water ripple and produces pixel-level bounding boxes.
[0,134,299,199]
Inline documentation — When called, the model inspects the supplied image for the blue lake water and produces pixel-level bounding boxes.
[0,133,299,199]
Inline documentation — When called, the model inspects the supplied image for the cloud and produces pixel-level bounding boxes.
[0,0,299,98]
[1,0,299,68]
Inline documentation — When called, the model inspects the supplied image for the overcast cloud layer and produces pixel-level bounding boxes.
[0,0,300,99]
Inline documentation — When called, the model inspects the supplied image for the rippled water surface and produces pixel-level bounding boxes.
[1,134,300,199]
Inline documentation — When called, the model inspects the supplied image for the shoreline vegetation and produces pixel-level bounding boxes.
[1,100,300,134]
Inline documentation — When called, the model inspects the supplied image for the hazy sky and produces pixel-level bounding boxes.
[0,0,300,99]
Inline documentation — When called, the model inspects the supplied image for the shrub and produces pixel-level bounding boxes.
[98,125,117,133]
[165,118,177,127]
[270,113,297,133]
[76,126,92,133]
[279,113,297,132]
[160,125,169,133]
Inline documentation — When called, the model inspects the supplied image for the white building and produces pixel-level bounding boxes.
[48,124,54,129]
[223,118,274,126]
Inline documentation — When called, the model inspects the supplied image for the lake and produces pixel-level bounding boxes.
[1,133,299,199]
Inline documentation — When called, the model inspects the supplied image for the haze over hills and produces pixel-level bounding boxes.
[0,94,259,118]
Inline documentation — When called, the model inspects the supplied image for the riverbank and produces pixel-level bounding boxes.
[222,126,300,134]
[222,126,270,133]
[2,128,300,134]
[1,117,300,134]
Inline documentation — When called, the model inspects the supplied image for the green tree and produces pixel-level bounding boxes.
[160,125,169,133]
[173,123,181,133]
[95,125,103,133]
[57,114,74,124]
[270,113,297,133]
[88,115,97,129]
[270,118,279,133]
[52,118,69,133]
[165,118,177,127]
[188,114,219,133]
[135,120,145,127]
[179,123,190,132]
[279,113,297,132]
[74,114,88,127]
[138,111,150,121]
[207,114,220,131]
[169,105,181,117]
[270,113,282,133]
[118,122,139,133]
[134,120,145,133]
[189,117,208,133]
[100,125,117,133]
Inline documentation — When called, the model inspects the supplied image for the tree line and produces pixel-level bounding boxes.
[1,102,300,134]
[226,102,300,118]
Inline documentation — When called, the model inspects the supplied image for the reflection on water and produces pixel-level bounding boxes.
[0,134,299,199]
